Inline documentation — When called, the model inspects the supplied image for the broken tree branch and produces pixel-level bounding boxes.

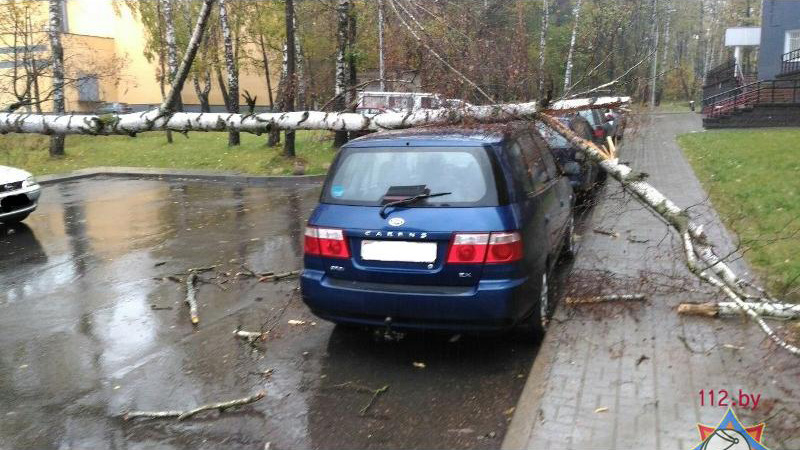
[233,329,268,343]
[259,270,300,283]
[186,272,199,325]
[123,390,266,421]
[330,382,390,416]
[678,301,800,320]
[566,294,647,305]
[387,0,493,102]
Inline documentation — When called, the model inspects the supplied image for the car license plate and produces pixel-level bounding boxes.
[361,240,437,263]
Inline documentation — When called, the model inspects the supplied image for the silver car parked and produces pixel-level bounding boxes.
[0,166,40,224]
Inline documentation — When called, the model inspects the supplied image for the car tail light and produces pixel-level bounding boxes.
[447,231,523,264]
[447,233,489,263]
[304,226,350,258]
[486,232,523,263]
[304,227,321,255]
[593,127,606,138]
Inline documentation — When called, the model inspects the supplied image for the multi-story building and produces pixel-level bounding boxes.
[0,0,277,113]
[702,0,800,128]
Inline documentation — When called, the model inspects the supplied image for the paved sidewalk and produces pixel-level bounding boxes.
[503,113,800,450]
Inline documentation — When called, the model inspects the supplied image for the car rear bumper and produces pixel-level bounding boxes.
[0,187,39,220]
[300,269,529,331]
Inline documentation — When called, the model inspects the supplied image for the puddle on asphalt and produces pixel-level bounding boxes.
[0,177,537,450]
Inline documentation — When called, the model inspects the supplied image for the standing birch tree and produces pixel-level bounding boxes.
[283,0,296,157]
[333,0,351,148]
[562,0,583,94]
[162,0,182,110]
[377,0,386,92]
[538,0,549,98]
[219,0,240,146]
[648,0,660,108]
[47,0,66,157]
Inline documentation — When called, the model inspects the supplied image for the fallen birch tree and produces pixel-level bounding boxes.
[537,113,800,356]
[0,96,629,136]
[2,0,795,358]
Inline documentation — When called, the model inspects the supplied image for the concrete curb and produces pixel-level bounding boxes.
[501,327,558,449]
[36,167,326,186]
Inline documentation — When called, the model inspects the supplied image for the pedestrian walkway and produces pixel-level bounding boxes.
[503,112,800,450]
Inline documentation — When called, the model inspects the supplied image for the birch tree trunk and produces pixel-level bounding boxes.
[538,0,549,98]
[562,0,582,94]
[648,0,659,108]
[161,0,183,111]
[48,0,66,157]
[267,44,287,147]
[192,71,212,112]
[660,1,672,79]
[283,0,296,157]
[0,97,630,135]
[294,12,307,111]
[258,33,274,110]
[377,0,386,92]
[333,0,351,148]
[219,0,240,146]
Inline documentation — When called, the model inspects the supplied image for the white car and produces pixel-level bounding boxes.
[0,166,40,224]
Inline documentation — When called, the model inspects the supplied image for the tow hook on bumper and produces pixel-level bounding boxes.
[375,316,405,341]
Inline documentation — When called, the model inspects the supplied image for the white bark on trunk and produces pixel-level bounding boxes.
[679,301,800,320]
[538,0,549,97]
[0,97,629,135]
[48,0,66,155]
[218,0,239,145]
[161,0,182,110]
[219,0,238,114]
[335,0,349,110]
[47,0,65,114]
[660,2,671,75]
[648,0,659,108]
[293,12,306,110]
[562,0,582,93]
[162,0,178,83]
[378,0,386,92]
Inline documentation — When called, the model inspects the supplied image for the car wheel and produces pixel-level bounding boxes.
[521,270,550,339]
[561,215,576,259]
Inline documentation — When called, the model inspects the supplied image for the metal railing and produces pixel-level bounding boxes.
[701,79,800,117]
[781,49,800,76]
[703,58,737,87]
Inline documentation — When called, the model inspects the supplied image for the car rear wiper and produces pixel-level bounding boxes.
[379,192,452,218]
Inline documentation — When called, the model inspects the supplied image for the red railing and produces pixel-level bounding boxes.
[701,79,800,117]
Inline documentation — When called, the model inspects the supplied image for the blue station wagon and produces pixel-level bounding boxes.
[300,122,575,334]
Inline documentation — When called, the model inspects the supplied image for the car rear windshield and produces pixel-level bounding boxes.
[536,123,571,149]
[322,146,499,207]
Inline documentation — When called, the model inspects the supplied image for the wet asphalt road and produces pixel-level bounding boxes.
[0,177,545,450]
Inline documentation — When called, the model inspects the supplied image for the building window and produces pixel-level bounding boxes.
[77,75,100,102]
[786,29,800,56]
